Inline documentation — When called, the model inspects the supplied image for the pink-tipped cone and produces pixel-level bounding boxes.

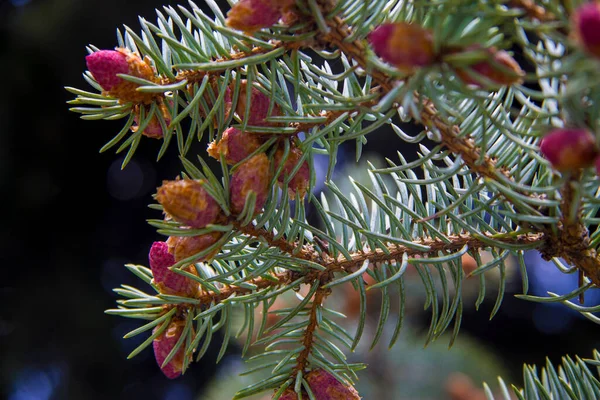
[85,50,129,91]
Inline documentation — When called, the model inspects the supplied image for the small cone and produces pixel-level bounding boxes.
[368,23,435,72]
[230,153,271,215]
[540,128,598,171]
[156,179,221,228]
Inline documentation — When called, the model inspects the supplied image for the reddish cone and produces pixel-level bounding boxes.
[274,146,310,198]
[230,153,271,215]
[305,369,361,399]
[236,80,281,126]
[207,127,262,165]
[132,103,171,139]
[573,2,600,58]
[226,0,283,33]
[166,232,223,262]
[156,179,221,228]
[368,23,434,72]
[86,48,156,103]
[153,320,186,379]
[540,128,598,171]
[149,241,198,296]
[454,47,524,87]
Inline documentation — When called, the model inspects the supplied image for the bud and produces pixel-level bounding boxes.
[573,2,600,58]
[368,23,435,72]
[149,241,198,296]
[230,153,271,215]
[454,47,524,87]
[274,146,310,198]
[131,103,171,139]
[86,48,156,103]
[540,128,598,171]
[156,179,221,228]
[198,79,233,128]
[153,320,186,379]
[207,127,262,165]
[226,0,283,33]
[167,232,223,262]
[305,369,361,400]
[235,80,281,126]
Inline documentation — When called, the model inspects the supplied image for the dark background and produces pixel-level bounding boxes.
[1,1,600,399]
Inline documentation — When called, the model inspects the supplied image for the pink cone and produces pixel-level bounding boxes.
[274,146,310,198]
[454,47,524,87]
[236,80,281,126]
[305,369,361,400]
[166,232,223,262]
[207,127,262,165]
[368,23,434,72]
[230,153,271,215]
[156,179,221,228]
[226,0,282,33]
[86,50,129,91]
[540,128,598,171]
[149,242,198,296]
[573,2,600,57]
[153,320,186,379]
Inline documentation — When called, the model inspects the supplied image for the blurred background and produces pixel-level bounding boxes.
[2,0,600,399]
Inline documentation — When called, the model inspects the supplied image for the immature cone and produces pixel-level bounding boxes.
[540,128,598,171]
[454,47,524,87]
[305,369,361,400]
[236,80,281,126]
[573,2,600,58]
[207,127,262,165]
[149,241,198,296]
[132,103,171,139]
[85,48,156,103]
[156,179,221,228]
[230,153,271,215]
[274,146,310,198]
[153,320,186,379]
[198,79,233,128]
[166,232,223,262]
[368,23,435,72]
[225,0,283,33]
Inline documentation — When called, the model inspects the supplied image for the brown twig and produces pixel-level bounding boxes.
[540,174,600,287]
[509,0,557,22]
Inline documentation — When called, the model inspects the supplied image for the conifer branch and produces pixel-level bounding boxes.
[540,174,600,286]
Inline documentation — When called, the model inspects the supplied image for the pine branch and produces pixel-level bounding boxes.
[541,174,600,286]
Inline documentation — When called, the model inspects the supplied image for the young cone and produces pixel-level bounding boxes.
[454,47,524,87]
[368,23,435,72]
[573,2,600,58]
[166,232,223,262]
[305,369,361,399]
[156,179,221,228]
[152,320,187,379]
[85,48,156,103]
[131,103,171,139]
[274,146,310,198]
[539,128,598,171]
[149,242,198,296]
[235,80,281,127]
[207,127,262,165]
[225,0,283,33]
[230,153,271,215]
